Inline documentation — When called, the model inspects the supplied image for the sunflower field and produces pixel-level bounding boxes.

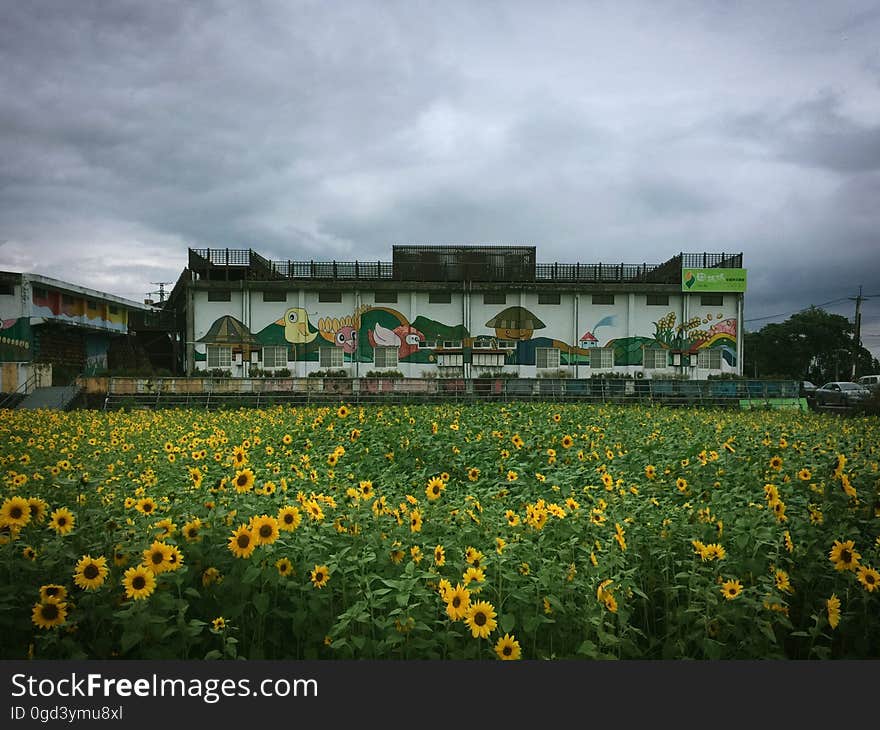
[1,403,878,660]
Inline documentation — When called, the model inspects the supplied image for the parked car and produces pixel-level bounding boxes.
[814,381,872,410]
[857,374,880,393]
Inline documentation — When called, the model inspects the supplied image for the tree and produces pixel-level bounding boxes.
[744,307,880,384]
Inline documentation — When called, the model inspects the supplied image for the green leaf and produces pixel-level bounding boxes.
[500,613,515,634]
[253,592,270,615]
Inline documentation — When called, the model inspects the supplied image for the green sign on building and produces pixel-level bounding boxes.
[682,268,747,292]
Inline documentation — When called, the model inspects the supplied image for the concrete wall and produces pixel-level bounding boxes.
[188,284,743,379]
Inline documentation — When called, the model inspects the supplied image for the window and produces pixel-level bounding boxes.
[319,347,343,368]
[473,352,505,368]
[437,352,463,367]
[374,346,398,368]
[419,339,437,349]
[700,294,724,307]
[0,282,13,296]
[646,294,669,306]
[429,292,452,304]
[108,305,119,315]
[538,292,561,305]
[262,290,287,302]
[208,289,231,302]
[697,348,722,369]
[442,339,462,349]
[473,337,496,349]
[590,347,614,369]
[262,346,288,369]
[644,348,668,369]
[87,300,98,311]
[374,291,398,303]
[536,347,560,369]
[207,345,232,369]
[592,294,615,305]
[497,339,516,350]
[318,290,342,303]
[483,292,506,305]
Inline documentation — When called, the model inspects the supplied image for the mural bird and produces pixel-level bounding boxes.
[275,307,318,344]
[367,322,425,359]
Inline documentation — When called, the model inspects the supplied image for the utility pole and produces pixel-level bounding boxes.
[150,282,172,304]
[850,285,863,380]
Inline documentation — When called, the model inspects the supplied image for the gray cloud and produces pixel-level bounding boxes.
[1,0,879,355]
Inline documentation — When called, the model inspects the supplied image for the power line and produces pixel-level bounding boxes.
[744,297,851,323]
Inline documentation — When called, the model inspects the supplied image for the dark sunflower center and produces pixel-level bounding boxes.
[45,587,59,597]
[237,534,250,549]
[315,572,323,581]
[237,475,248,486]
[432,486,439,494]
[132,576,146,590]
[10,506,23,519]
[259,525,272,538]
[41,604,60,620]
[188,528,197,537]
[57,517,67,526]
[83,564,99,579]
[143,504,153,512]
[151,552,163,564]
[867,574,876,584]
[503,645,512,656]
[842,550,852,563]
[474,612,487,626]
[284,514,293,524]
[452,597,460,608]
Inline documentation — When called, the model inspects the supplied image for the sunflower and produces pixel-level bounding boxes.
[282,433,293,446]
[47,509,75,536]
[434,545,446,566]
[310,564,330,589]
[231,446,247,466]
[832,454,847,480]
[166,545,184,571]
[425,477,445,501]
[1,496,31,528]
[467,467,480,482]
[409,509,423,533]
[202,567,221,587]
[233,469,255,494]
[153,518,176,538]
[277,505,302,531]
[275,557,293,577]
[676,477,688,492]
[644,465,656,479]
[857,565,879,592]
[829,539,861,572]
[720,579,743,600]
[463,566,486,586]
[27,497,49,524]
[22,545,36,560]
[465,600,498,639]
[797,468,812,481]
[827,594,841,629]
[212,617,226,632]
[774,569,793,593]
[135,497,157,516]
[337,404,351,418]
[113,546,128,567]
[40,584,67,602]
[142,541,174,574]
[505,510,520,527]
[495,633,522,660]
[506,470,518,482]
[73,555,109,590]
[445,583,471,621]
[122,565,156,600]
[358,480,374,499]
[769,456,783,471]
[182,518,202,542]
[228,525,256,559]
[32,598,68,629]
[250,514,280,546]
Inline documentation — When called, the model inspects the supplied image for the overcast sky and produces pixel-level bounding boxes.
[1,0,879,356]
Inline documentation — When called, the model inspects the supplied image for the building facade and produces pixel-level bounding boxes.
[0,271,157,391]
[176,246,746,380]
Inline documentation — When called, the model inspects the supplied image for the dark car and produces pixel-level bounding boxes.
[814,381,871,410]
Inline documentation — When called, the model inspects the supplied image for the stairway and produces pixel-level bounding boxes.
[16,385,82,410]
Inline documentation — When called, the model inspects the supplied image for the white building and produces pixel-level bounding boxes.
[172,246,746,380]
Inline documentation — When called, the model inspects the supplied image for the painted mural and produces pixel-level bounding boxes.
[0,317,31,361]
[31,289,128,333]
[196,304,737,370]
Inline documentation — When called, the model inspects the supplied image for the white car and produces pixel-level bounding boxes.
[857,374,880,393]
